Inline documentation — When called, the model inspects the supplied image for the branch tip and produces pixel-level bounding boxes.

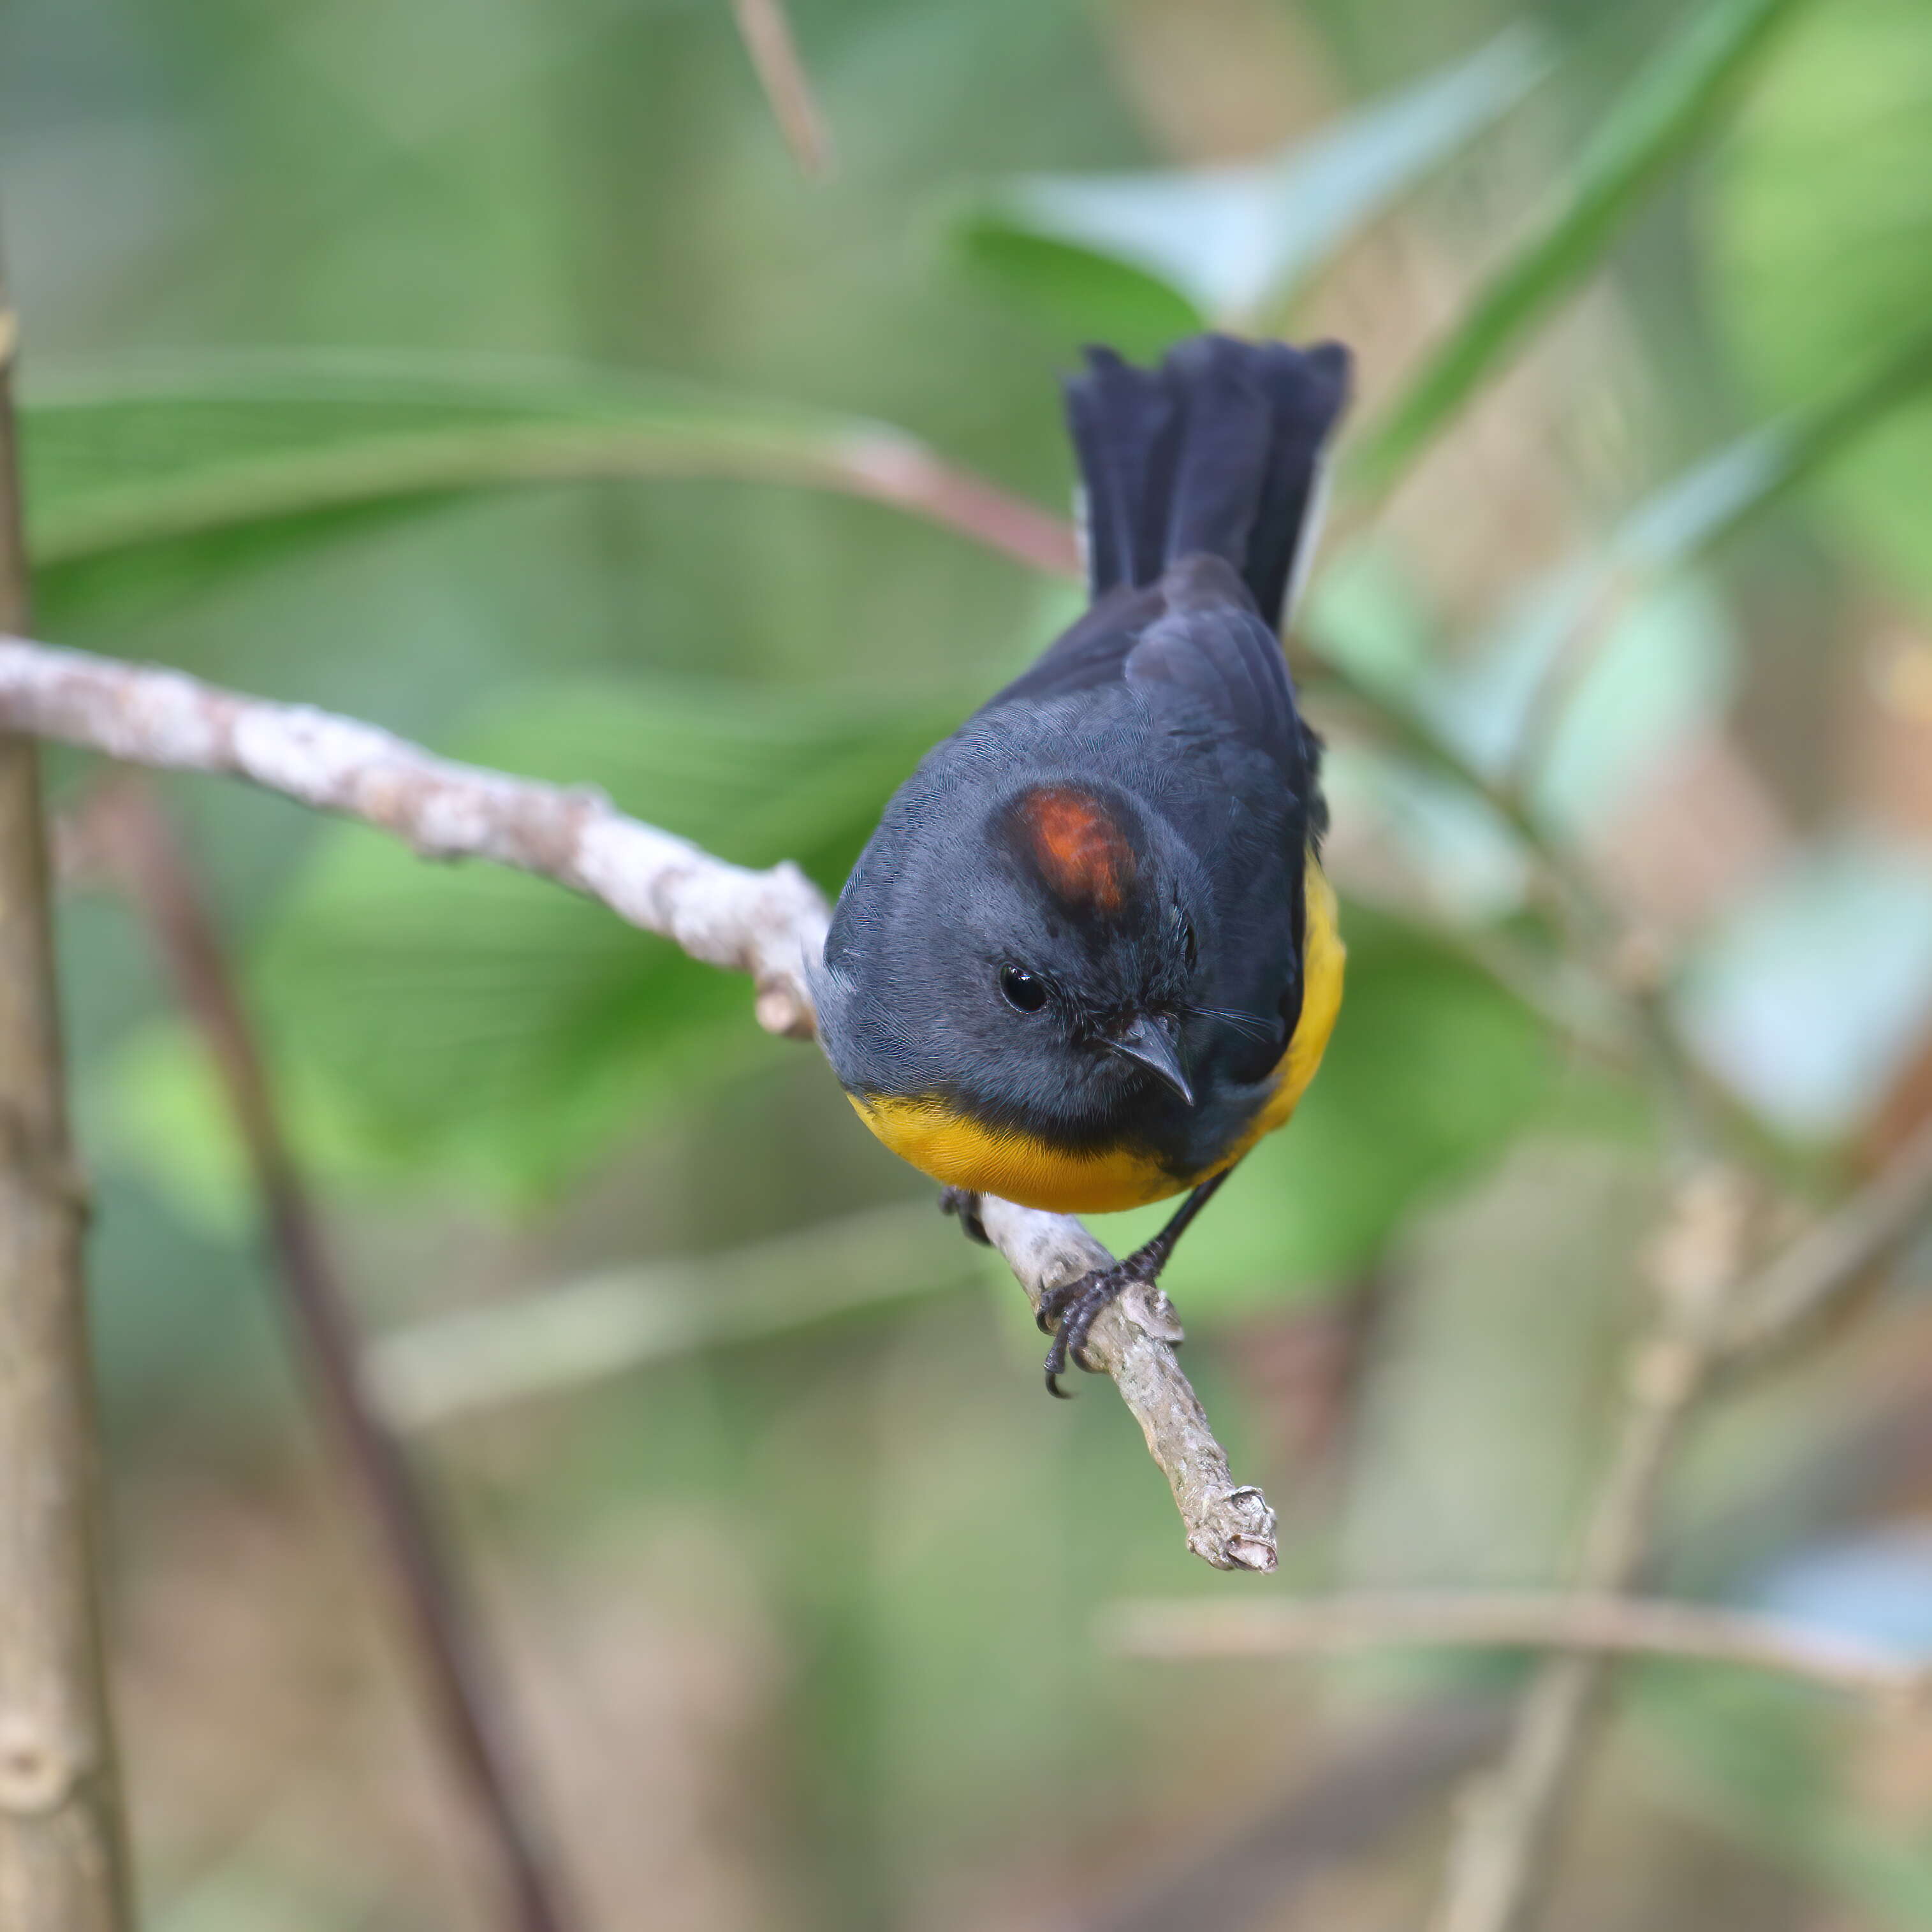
[0,632,1266,1570]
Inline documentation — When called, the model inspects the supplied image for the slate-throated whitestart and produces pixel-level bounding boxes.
[812,333,1351,1393]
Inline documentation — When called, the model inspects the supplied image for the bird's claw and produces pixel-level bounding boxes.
[1038,1262,1140,1397]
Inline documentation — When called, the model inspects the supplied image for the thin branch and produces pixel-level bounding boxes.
[1303,660,1744,1160]
[1108,1592,1928,1704]
[728,0,835,177]
[833,434,1080,578]
[1414,1120,1932,1931]
[1413,1111,1932,1929]
[27,410,1081,584]
[0,633,831,1036]
[1083,1697,1509,1932]
[0,263,131,1928]
[972,1197,1278,1571]
[379,1194,1278,1564]
[1426,1167,1753,1932]
[1722,1106,1932,1366]
[0,633,1274,1570]
[96,782,578,1932]
[370,1202,984,1431]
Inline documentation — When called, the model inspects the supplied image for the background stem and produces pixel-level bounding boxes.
[101,782,579,1932]
[0,251,131,1932]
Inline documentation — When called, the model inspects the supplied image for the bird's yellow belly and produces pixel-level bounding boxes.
[847,859,1345,1215]
[843,1093,1180,1213]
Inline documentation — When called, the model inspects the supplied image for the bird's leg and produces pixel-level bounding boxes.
[939,1186,990,1247]
[1037,1169,1233,1396]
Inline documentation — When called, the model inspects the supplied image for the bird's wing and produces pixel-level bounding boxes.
[982,557,1318,792]
[1120,559,1313,789]
[981,580,1162,706]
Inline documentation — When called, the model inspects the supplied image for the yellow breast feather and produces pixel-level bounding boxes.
[1234,856,1345,1151]
[845,1091,1178,1214]
[847,856,1344,1214]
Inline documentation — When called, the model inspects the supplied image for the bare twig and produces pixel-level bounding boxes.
[1722,1106,1932,1366]
[1,633,832,1036]
[1109,1592,1929,1704]
[30,404,1081,585]
[1303,658,1742,1160]
[1084,1697,1508,1932]
[96,782,577,1932]
[1423,1123,1932,1932]
[728,0,835,177]
[0,260,130,1931]
[807,430,1076,575]
[1426,1167,1751,1932]
[0,633,1274,1570]
[370,1202,984,1431]
[975,1196,1278,1571]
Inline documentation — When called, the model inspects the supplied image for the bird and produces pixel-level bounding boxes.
[812,332,1351,1393]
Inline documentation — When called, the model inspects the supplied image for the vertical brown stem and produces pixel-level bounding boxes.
[728,0,835,177]
[1427,1174,1747,1932]
[103,786,577,1932]
[0,265,131,1927]
[1426,1363,1700,1932]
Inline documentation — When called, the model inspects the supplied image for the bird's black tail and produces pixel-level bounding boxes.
[1064,333,1352,631]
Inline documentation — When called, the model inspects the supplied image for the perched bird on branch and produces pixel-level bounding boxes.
[814,333,1350,1392]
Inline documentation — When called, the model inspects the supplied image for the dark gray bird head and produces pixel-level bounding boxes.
[814,772,1217,1145]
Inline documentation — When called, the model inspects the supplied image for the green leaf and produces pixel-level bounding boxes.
[955,27,1548,347]
[1712,0,1932,617]
[98,1020,391,1238]
[18,351,1072,584]
[1354,0,1819,489]
[1620,323,1932,571]
[103,675,970,1205]
[1500,328,1932,784]
[1310,326,1932,837]
[1671,839,1932,1140]
[1528,577,1738,838]
[951,228,1208,366]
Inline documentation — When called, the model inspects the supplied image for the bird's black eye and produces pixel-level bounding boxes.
[1000,965,1048,1013]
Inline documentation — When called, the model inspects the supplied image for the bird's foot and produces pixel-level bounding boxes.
[939,1186,990,1247]
[1037,1260,1148,1398]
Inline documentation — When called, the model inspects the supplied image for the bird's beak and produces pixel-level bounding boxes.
[1106,1013,1195,1108]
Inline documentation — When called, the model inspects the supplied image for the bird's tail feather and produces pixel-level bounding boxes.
[1064,333,1351,631]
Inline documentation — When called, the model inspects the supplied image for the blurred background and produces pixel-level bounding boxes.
[5,0,1932,1925]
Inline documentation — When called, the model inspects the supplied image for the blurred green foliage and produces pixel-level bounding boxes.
[955,24,1549,347]
[9,0,1932,1925]
[1716,0,1932,612]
